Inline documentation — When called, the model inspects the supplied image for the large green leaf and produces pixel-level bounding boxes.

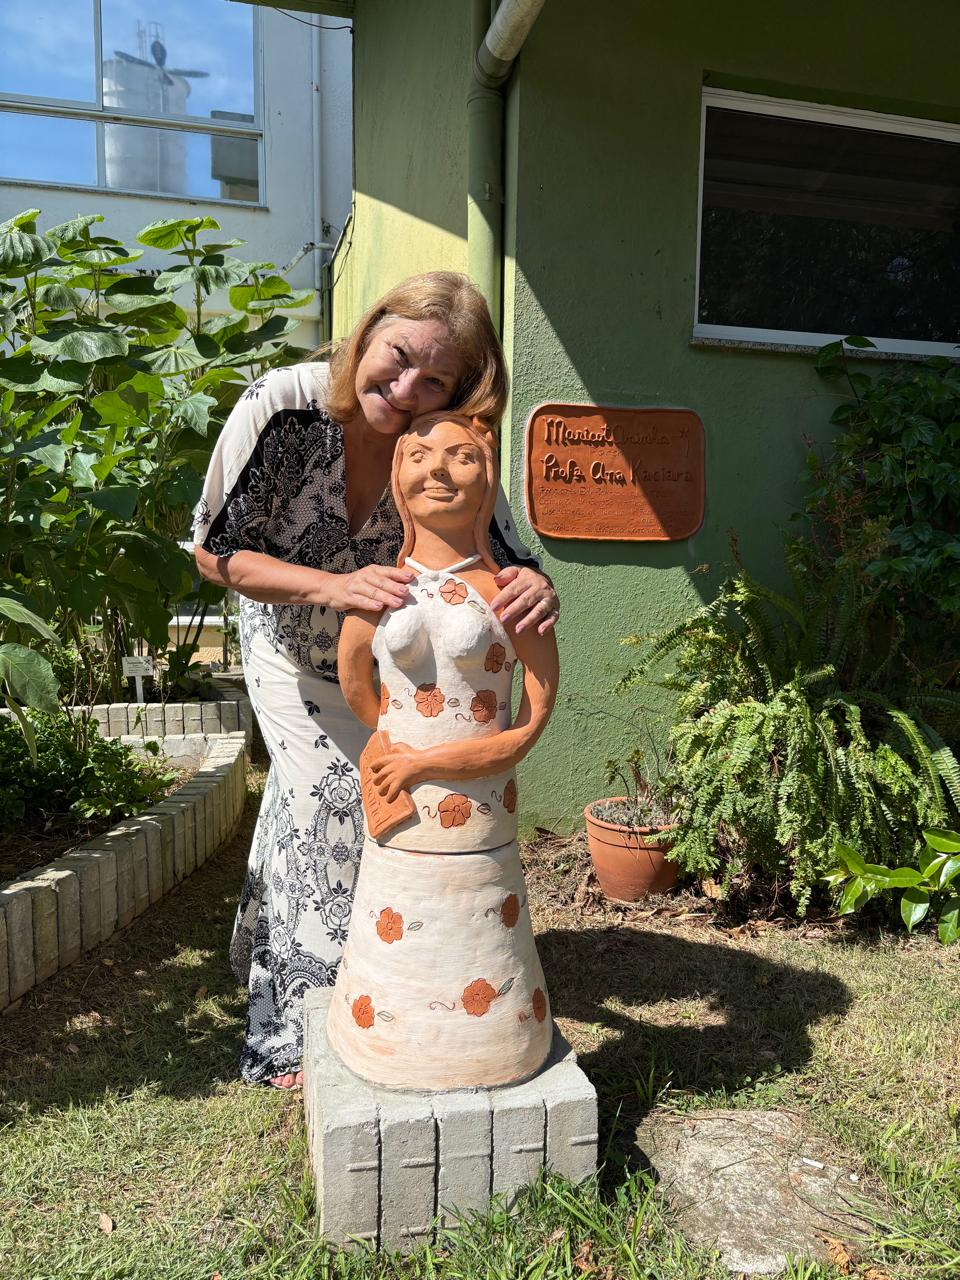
[0,221,57,273]
[938,897,960,945]
[46,214,104,242]
[86,486,139,520]
[834,841,868,877]
[156,256,250,294]
[900,887,930,932]
[923,827,960,853]
[172,391,216,435]
[0,643,59,712]
[138,341,208,374]
[0,598,58,642]
[137,217,220,250]
[70,243,143,268]
[103,275,177,313]
[31,325,129,363]
[937,856,960,891]
[35,282,82,312]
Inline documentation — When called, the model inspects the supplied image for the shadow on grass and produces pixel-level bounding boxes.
[0,794,261,1122]
[539,924,851,1119]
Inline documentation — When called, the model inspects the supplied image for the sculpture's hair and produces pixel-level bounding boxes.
[392,412,500,573]
[309,272,508,426]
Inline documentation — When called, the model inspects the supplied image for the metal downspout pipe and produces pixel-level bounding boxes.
[468,0,546,330]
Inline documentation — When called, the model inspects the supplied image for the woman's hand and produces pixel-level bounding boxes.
[324,564,415,613]
[491,566,559,635]
[370,741,427,801]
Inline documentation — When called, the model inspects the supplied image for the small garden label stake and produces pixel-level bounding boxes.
[327,412,560,1090]
[121,654,154,705]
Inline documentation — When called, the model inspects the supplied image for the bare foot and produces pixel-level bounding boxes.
[268,1069,304,1089]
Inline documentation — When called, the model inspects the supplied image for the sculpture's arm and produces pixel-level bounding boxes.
[369,626,559,801]
[337,611,382,730]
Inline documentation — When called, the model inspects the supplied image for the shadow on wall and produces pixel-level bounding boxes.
[538,924,851,1112]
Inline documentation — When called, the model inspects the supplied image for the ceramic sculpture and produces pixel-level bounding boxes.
[327,411,560,1089]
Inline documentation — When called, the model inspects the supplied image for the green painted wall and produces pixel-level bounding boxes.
[332,0,471,335]
[334,0,960,830]
[502,0,960,831]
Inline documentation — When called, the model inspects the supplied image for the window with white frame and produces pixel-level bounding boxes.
[0,0,262,205]
[695,90,960,355]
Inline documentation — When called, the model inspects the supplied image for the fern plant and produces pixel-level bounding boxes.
[618,560,960,910]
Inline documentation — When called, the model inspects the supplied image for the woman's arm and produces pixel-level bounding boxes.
[194,545,413,612]
[369,624,559,800]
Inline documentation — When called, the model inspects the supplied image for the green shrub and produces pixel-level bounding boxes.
[618,562,960,911]
[0,712,174,837]
[0,208,308,704]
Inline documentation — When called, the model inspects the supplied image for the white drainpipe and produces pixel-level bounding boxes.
[468,0,547,328]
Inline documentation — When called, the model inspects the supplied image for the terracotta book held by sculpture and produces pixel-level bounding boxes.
[359,730,415,840]
[331,411,560,1091]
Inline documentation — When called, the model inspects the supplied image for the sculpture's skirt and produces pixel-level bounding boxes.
[327,837,552,1089]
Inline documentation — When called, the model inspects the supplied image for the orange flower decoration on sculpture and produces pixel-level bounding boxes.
[502,778,518,814]
[379,683,390,716]
[532,988,548,1023]
[500,893,520,928]
[438,793,472,828]
[376,907,403,944]
[352,995,375,1029]
[462,978,497,1017]
[440,578,468,606]
[471,690,497,724]
[415,683,445,718]
[484,642,506,673]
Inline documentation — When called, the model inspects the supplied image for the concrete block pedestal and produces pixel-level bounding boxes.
[303,988,598,1252]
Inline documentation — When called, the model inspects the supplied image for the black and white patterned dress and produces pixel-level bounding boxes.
[193,363,537,1082]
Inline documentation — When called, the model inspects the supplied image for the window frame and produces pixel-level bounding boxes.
[694,87,960,357]
[0,1,264,207]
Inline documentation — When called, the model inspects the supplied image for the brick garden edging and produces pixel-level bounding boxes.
[73,686,253,748]
[0,731,247,1012]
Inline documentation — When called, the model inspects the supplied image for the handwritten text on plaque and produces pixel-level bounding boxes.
[524,403,705,542]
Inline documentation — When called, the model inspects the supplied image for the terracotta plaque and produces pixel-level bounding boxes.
[524,402,705,541]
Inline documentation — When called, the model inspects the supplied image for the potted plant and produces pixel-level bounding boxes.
[584,748,680,902]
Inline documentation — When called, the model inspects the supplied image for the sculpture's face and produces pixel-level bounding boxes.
[397,418,488,529]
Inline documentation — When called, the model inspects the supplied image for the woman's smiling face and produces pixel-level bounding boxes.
[354,318,462,435]
[397,418,488,528]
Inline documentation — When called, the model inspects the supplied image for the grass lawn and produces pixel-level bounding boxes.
[0,771,957,1279]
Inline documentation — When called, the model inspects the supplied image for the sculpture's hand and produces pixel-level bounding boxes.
[491,566,559,635]
[370,741,425,802]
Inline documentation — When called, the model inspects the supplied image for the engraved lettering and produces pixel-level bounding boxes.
[542,452,586,484]
[590,460,626,485]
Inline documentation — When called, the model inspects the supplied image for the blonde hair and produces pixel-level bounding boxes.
[311,272,508,426]
[392,412,500,573]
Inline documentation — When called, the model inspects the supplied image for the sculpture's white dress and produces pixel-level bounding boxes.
[326,556,553,1089]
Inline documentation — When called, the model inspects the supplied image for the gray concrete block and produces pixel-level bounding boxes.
[150,808,177,893]
[139,816,164,904]
[238,699,254,748]
[0,887,33,1001]
[57,854,102,951]
[491,1080,546,1209]
[150,802,187,883]
[183,703,203,735]
[379,1094,437,1251]
[19,879,59,983]
[219,700,239,733]
[543,1060,599,1185]
[0,910,7,1010]
[106,706,128,737]
[200,701,222,734]
[316,1086,382,1248]
[117,826,150,918]
[165,703,185,736]
[435,1091,492,1227]
[88,847,119,941]
[145,704,165,737]
[104,833,136,928]
[35,866,81,970]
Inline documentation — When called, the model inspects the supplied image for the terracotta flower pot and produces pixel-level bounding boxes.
[583,798,678,902]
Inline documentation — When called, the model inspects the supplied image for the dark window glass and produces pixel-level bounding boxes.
[698,106,960,344]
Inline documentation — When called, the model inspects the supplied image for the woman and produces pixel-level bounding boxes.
[193,272,557,1087]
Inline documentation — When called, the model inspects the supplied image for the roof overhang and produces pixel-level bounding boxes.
[230,0,354,17]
